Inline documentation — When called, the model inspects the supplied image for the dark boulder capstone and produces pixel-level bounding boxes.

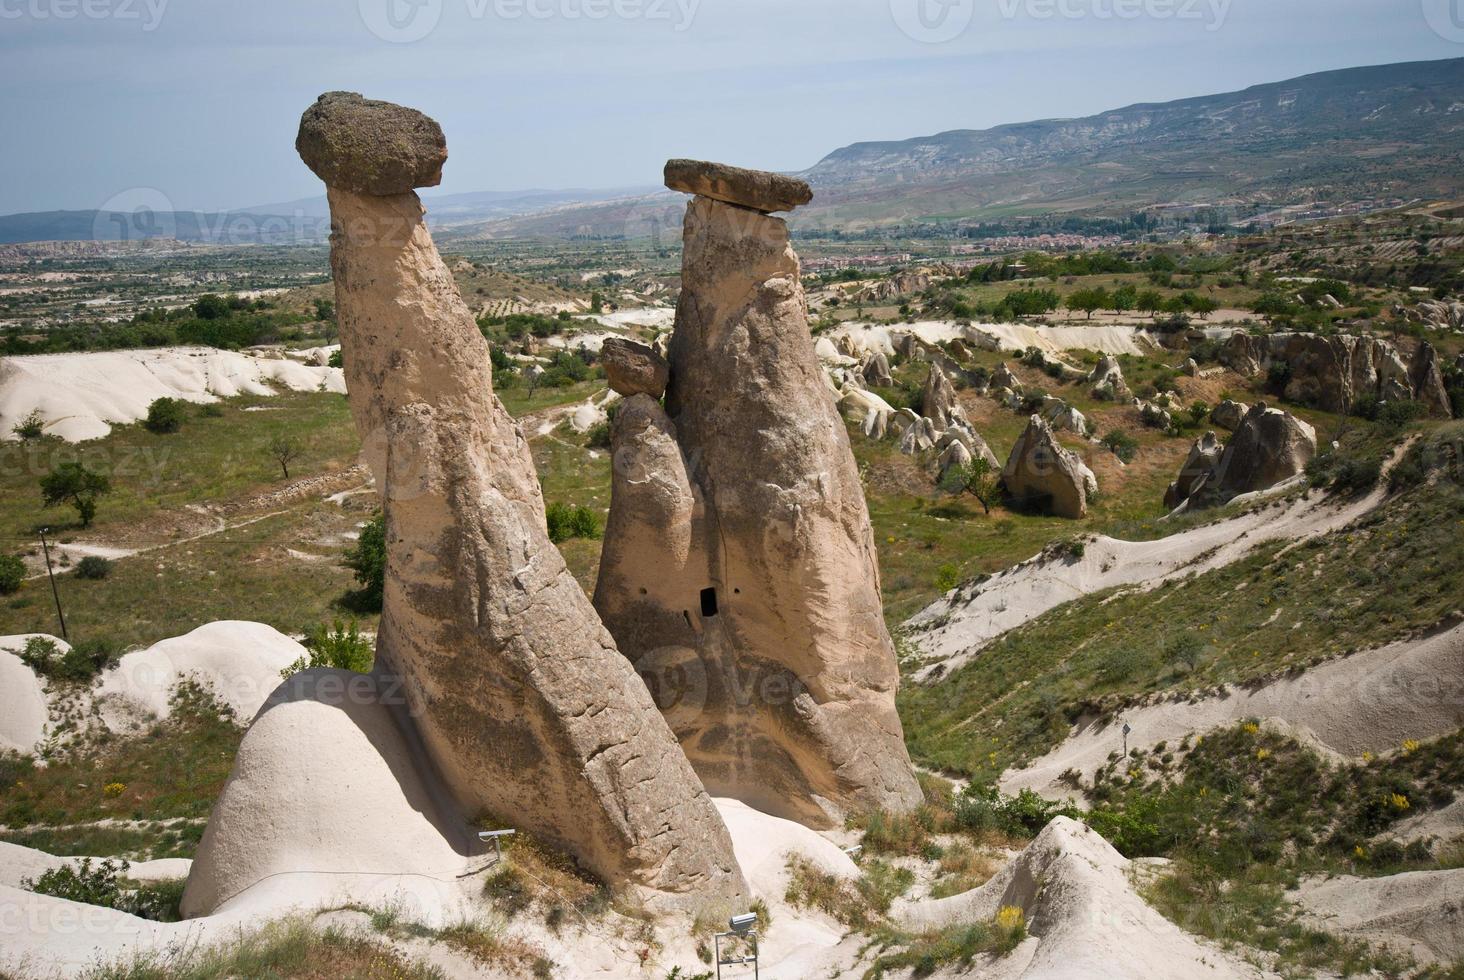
[296,91,447,196]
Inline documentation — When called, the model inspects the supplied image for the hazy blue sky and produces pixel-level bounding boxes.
[1,0,1460,214]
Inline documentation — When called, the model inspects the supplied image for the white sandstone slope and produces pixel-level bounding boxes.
[0,346,345,442]
[95,621,308,731]
[1293,869,1464,966]
[895,818,1268,980]
[1001,624,1464,799]
[0,639,53,753]
[827,320,1158,359]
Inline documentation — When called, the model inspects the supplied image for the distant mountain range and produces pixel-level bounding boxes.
[3,57,1462,246]
[0,186,655,246]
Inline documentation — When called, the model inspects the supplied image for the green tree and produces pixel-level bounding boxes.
[0,554,23,595]
[1136,290,1165,318]
[267,435,303,480]
[1111,284,1138,314]
[40,463,112,528]
[344,512,386,612]
[939,456,1002,515]
[1067,287,1110,320]
[144,397,188,434]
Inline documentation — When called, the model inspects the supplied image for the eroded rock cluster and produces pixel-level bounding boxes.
[1164,403,1318,511]
[597,161,922,828]
[1222,332,1452,418]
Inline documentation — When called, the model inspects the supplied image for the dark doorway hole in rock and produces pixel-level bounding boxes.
[700,587,719,618]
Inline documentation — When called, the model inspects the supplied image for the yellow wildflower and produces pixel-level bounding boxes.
[996,906,1025,931]
[1402,739,1420,755]
[1354,845,1367,859]
[1256,749,1271,761]
[1391,794,1410,810]
[103,782,126,798]
[1242,723,1260,735]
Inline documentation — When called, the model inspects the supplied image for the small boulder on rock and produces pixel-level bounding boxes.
[1210,399,1249,431]
[601,337,670,398]
[664,158,813,214]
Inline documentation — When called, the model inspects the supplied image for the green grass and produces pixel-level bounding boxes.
[900,423,1464,782]
[79,918,446,980]
[0,822,204,861]
[0,391,358,543]
[0,503,373,652]
[0,682,241,836]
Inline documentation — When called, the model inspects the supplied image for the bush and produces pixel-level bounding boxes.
[1101,430,1139,464]
[12,409,44,439]
[545,503,601,544]
[343,513,385,612]
[13,635,118,683]
[22,858,182,922]
[282,620,374,677]
[143,397,188,434]
[74,556,113,580]
[0,554,23,595]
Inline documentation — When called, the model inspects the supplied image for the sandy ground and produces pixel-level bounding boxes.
[1001,623,1464,800]
[0,346,345,442]
[1292,869,1464,965]
[576,306,675,332]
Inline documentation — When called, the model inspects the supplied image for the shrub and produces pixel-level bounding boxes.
[22,858,182,922]
[14,635,118,683]
[12,409,44,440]
[343,513,385,612]
[0,554,23,595]
[282,621,374,678]
[74,556,113,580]
[546,502,601,543]
[1101,430,1139,464]
[143,397,188,434]
[40,462,112,528]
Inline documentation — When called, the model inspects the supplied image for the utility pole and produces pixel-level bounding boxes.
[38,529,67,641]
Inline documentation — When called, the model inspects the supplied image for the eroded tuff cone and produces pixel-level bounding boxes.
[296,104,745,908]
[297,92,447,196]
[601,337,670,398]
[1002,415,1097,519]
[1165,431,1224,510]
[922,362,961,428]
[597,193,922,828]
[665,159,813,214]
[1208,403,1316,499]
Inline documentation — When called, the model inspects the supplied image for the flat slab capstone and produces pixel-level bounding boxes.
[664,159,813,214]
[296,91,447,196]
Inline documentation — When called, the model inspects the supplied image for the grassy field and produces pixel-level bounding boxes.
[0,390,359,545]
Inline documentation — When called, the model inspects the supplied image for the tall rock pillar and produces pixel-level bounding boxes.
[597,160,922,828]
[296,93,745,908]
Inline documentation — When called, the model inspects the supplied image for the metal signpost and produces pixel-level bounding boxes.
[714,913,759,979]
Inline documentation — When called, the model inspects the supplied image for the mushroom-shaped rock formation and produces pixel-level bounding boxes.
[601,337,670,399]
[1164,431,1225,510]
[991,362,1021,393]
[664,159,813,214]
[1089,355,1132,402]
[596,163,922,829]
[1002,416,1097,519]
[862,351,894,388]
[276,96,747,910]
